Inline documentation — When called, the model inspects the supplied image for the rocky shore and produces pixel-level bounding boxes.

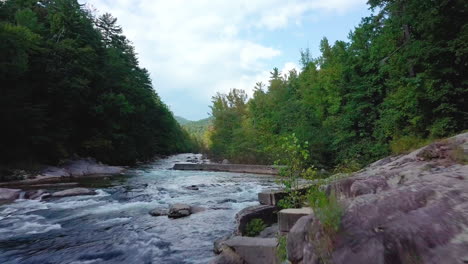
[0,158,125,203]
[212,132,468,264]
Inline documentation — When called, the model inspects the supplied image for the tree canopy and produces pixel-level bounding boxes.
[207,0,467,168]
[0,0,196,165]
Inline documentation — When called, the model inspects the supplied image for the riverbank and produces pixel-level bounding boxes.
[212,132,468,264]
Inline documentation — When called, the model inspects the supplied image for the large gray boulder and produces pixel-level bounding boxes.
[287,132,468,264]
[51,188,96,198]
[235,205,278,236]
[0,188,21,202]
[168,203,191,218]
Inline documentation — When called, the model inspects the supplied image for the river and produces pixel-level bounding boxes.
[0,154,279,264]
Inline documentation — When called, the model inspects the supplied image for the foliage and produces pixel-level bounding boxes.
[389,136,432,154]
[276,134,316,209]
[307,187,342,234]
[276,234,288,262]
[207,0,467,169]
[245,218,266,237]
[0,0,195,166]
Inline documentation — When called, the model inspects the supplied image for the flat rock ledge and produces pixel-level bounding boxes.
[286,132,468,264]
[0,188,21,202]
[51,188,96,198]
[0,158,125,186]
[173,163,281,175]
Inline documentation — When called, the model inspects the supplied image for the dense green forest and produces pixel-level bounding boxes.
[208,0,467,169]
[0,0,195,165]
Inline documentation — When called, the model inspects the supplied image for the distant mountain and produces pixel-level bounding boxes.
[175,116,192,125]
[175,116,213,139]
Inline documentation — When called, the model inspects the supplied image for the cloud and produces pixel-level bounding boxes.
[81,0,366,119]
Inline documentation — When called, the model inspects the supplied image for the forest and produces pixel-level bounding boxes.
[0,0,196,165]
[208,0,467,169]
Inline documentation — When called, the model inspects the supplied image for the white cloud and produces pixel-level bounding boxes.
[81,0,365,118]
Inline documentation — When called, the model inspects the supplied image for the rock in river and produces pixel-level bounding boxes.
[51,188,96,198]
[168,203,191,218]
[149,208,168,217]
[0,188,21,202]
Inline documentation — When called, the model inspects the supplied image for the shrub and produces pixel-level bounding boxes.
[245,218,266,237]
[390,135,430,154]
[276,234,288,262]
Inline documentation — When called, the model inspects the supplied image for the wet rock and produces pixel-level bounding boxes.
[185,185,199,191]
[210,245,244,264]
[235,205,278,236]
[51,188,97,198]
[214,234,233,254]
[218,198,237,203]
[149,208,168,217]
[168,203,191,218]
[26,189,50,200]
[0,188,21,202]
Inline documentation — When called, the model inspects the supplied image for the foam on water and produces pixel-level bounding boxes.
[0,154,280,264]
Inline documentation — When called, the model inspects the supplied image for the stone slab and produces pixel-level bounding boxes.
[173,163,282,175]
[224,236,279,264]
[278,207,313,233]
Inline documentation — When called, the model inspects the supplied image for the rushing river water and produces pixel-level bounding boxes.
[0,154,279,264]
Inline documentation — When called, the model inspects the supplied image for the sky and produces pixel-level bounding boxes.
[81,0,372,120]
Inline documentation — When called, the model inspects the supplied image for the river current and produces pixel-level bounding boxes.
[0,154,279,264]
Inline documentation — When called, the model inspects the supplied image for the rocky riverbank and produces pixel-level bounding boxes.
[0,158,125,203]
[212,132,468,264]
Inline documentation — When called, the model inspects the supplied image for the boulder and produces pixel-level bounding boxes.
[286,132,468,264]
[222,159,230,164]
[286,214,315,263]
[51,188,96,198]
[235,205,278,236]
[168,203,191,218]
[210,245,245,264]
[185,185,199,191]
[149,208,168,217]
[214,234,233,254]
[0,188,21,202]
[26,189,50,200]
[257,224,278,238]
[223,236,279,264]
[278,207,313,233]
